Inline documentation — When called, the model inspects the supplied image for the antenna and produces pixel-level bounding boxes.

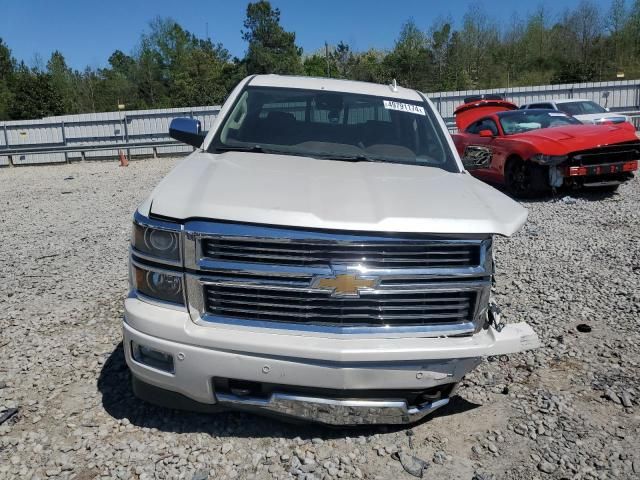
[390,79,398,92]
[325,42,330,78]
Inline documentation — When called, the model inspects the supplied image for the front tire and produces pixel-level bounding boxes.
[504,158,546,198]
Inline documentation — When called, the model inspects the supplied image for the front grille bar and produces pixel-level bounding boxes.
[183,221,493,337]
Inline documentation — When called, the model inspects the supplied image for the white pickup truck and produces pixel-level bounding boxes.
[124,74,539,425]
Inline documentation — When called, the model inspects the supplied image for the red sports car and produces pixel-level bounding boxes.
[452,98,640,196]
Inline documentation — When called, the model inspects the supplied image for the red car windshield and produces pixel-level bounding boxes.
[499,111,581,135]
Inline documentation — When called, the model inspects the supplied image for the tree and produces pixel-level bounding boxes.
[3,1,640,120]
[0,38,15,120]
[241,1,303,75]
[9,63,63,119]
[349,49,390,84]
[429,19,452,90]
[332,41,353,78]
[607,0,626,66]
[571,0,602,64]
[47,51,77,113]
[303,53,332,77]
[459,4,499,87]
[385,19,431,91]
[100,50,139,110]
[131,17,236,108]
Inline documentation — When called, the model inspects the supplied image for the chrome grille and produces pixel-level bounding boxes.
[204,283,476,327]
[184,221,492,336]
[202,237,480,268]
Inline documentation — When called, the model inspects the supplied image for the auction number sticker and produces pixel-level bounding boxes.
[383,100,426,116]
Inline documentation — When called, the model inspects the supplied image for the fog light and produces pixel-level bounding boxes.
[131,341,174,373]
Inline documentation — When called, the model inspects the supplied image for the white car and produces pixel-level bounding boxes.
[520,98,629,125]
[123,74,539,425]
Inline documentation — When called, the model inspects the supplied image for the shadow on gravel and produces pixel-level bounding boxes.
[491,183,619,205]
[98,343,480,439]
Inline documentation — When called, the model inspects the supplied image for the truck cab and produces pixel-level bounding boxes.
[123,74,539,425]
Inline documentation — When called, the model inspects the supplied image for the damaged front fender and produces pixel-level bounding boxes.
[530,154,568,166]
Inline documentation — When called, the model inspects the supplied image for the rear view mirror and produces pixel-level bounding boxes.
[479,129,494,138]
[315,92,344,111]
[169,118,205,148]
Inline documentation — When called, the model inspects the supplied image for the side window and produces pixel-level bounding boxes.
[466,121,482,134]
[467,119,498,135]
[479,119,498,135]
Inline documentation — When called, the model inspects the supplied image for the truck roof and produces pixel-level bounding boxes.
[248,74,423,102]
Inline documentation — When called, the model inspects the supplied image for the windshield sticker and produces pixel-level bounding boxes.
[383,100,425,116]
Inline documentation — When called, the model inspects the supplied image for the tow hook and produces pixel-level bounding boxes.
[488,300,505,332]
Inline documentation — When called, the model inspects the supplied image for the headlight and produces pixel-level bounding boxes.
[132,222,180,262]
[530,154,568,166]
[132,263,184,305]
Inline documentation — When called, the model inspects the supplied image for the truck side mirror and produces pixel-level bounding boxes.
[479,129,494,138]
[169,118,205,148]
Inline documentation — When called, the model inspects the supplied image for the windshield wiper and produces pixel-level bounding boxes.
[314,152,382,163]
[213,145,386,163]
[213,144,267,153]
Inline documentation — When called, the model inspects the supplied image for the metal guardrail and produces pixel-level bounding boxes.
[1,79,639,167]
[0,106,219,166]
[0,140,189,162]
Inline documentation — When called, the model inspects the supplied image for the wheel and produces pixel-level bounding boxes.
[504,158,546,198]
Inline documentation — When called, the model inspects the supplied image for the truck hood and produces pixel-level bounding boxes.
[148,151,528,236]
[510,124,638,153]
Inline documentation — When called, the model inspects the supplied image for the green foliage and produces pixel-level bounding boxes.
[2,1,640,121]
[0,38,15,120]
[303,53,332,77]
[9,63,63,119]
[384,19,432,91]
[242,1,303,75]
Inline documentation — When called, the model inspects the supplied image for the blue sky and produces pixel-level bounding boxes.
[2,0,599,70]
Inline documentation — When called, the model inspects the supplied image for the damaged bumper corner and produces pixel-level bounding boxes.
[123,294,540,425]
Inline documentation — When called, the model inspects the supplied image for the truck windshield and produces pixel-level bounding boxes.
[208,86,459,172]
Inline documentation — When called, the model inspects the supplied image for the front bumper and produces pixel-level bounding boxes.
[123,297,539,425]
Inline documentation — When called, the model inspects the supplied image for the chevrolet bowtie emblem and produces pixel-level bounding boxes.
[313,274,378,297]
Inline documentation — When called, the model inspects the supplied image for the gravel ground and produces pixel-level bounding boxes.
[0,157,639,480]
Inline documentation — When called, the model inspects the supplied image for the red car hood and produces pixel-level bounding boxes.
[509,124,638,153]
